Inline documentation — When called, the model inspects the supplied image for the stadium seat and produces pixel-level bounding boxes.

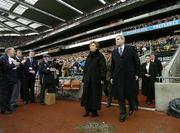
[71,80,81,90]
[62,80,72,90]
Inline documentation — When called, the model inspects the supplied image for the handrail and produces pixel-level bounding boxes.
[162,45,180,82]
[156,76,180,82]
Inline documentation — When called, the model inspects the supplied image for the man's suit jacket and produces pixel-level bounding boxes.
[141,61,157,96]
[111,45,141,100]
[0,54,17,83]
[14,56,24,80]
[154,58,162,76]
[24,57,38,78]
[141,62,157,81]
[0,58,3,68]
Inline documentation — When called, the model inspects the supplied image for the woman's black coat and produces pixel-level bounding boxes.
[81,50,107,110]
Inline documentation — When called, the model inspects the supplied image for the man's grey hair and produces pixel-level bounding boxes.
[5,47,14,54]
[116,34,125,39]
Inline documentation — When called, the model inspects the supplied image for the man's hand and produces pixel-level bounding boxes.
[29,70,35,74]
[135,76,138,80]
[110,79,113,84]
[21,59,26,65]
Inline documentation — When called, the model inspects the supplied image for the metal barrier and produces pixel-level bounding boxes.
[162,45,180,83]
[156,76,180,83]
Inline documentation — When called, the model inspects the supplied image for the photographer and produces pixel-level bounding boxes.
[39,54,56,105]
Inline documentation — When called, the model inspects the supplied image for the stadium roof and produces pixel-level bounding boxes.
[0,0,122,36]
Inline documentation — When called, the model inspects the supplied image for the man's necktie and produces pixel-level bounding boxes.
[30,58,33,66]
[119,48,123,56]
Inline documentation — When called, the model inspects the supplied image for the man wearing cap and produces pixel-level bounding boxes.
[39,54,56,105]
[111,34,140,122]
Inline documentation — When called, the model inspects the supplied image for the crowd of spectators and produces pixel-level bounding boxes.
[68,14,180,46]
[56,0,180,29]
[0,11,179,50]
[0,35,38,47]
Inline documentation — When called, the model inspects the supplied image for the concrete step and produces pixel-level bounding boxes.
[173,81,180,83]
[174,74,180,76]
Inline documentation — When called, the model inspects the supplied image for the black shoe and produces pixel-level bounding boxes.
[119,113,126,122]
[146,101,152,105]
[24,101,29,104]
[83,112,89,117]
[128,110,134,116]
[40,102,45,105]
[134,105,138,111]
[91,113,98,117]
[106,103,111,108]
[31,100,35,103]
[119,103,126,122]
[1,110,12,115]
[8,106,16,112]
[91,110,98,117]
[11,105,17,109]
[13,104,19,108]
[129,103,135,115]
[134,101,139,111]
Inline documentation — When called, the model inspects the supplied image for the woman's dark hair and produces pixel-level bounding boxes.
[89,41,100,49]
[16,49,21,52]
[29,49,35,53]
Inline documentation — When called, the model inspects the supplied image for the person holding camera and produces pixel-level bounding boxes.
[39,54,56,105]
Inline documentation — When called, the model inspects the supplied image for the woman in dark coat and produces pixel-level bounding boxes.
[81,41,107,117]
[141,55,157,105]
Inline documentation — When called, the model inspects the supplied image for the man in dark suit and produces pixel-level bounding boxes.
[24,50,38,104]
[10,50,26,107]
[0,47,20,114]
[150,53,162,81]
[0,59,3,66]
[141,55,157,105]
[0,57,3,111]
[111,35,140,122]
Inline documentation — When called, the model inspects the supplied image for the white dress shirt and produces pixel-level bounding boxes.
[8,56,14,64]
[146,62,150,73]
[8,56,17,69]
